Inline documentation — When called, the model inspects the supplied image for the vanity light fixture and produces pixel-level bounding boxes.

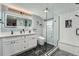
[3,4,32,16]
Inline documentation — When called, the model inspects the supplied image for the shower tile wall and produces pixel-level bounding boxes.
[32,15,43,36]
[47,20,54,45]
[43,16,59,46]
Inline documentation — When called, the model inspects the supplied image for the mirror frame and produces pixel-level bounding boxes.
[4,13,32,28]
[4,13,17,28]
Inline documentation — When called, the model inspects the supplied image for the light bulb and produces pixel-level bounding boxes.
[44,8,48,13]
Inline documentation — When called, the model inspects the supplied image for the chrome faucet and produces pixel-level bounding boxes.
[22,29,25,33]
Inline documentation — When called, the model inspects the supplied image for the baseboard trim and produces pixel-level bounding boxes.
[59,42,79,56]
[59,42,79,48]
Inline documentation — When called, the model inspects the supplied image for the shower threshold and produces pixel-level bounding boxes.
[42,46,59,56]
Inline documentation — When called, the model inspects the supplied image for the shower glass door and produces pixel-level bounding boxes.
[47,19,54,45]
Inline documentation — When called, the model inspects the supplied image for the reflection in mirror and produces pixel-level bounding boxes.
[5,14,32,28]
[6,15,17,27]
[24,19,32,27]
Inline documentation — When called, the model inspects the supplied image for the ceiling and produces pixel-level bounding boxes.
[5,3,79,19]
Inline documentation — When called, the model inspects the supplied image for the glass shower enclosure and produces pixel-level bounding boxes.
[43,15,60,56]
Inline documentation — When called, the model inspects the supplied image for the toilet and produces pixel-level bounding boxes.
[37,36,46,46]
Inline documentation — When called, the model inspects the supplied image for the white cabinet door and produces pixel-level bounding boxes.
[14,41,20,54]
[3,38,17,56]
[22,35,37,51]
[10,37,17,55]
[3,41,12,56]
[10,43,15,55]
[11,36,23,54]
[3,40,17,56]
[2,37,13,56]
[22,37,29,51]
[29,36,37,49]
[14,39,23,54]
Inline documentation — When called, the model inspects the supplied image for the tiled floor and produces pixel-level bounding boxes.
[17,43,54,56]
[51,49,75,56]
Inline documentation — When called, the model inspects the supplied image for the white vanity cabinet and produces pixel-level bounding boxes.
[2,37,15,56]
[3,41,12,56]
[21,35,37,51]
[28,35,37,49]
[1,34,37,56]
[14,40,22,54]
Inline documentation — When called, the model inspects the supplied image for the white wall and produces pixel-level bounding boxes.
[42,21,46,38]
[0,5,43,36]
[59,11,79,55]
[32,15,43,36]
[0,5,31,32]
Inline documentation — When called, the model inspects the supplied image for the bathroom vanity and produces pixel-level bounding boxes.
[0,4,39,56]
[0,33,37,56]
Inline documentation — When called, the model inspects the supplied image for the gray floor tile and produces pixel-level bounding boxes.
[17,43,54,56]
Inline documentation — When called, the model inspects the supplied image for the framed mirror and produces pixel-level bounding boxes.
[5,14,17,28]
[4,13,32,28]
